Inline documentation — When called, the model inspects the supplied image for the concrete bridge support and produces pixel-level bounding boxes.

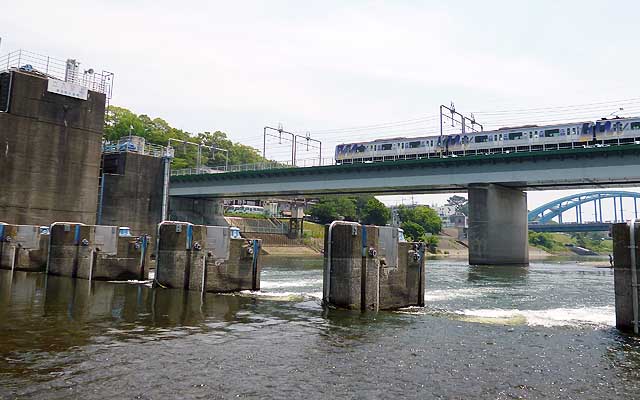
[323,222,425,311]
[468,184,529,266]
[612,222,640,334]
[169,197,228,227]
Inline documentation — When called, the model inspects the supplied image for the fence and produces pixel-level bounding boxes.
[0,49,114,99]
[102,137,171,158]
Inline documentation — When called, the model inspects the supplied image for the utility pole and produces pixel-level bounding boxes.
[439,103,483,156]
[263,125,296,166]
[293,133,322,166]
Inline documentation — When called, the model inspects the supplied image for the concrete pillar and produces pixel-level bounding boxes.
[468,184,529,266]
[323,223,425,311]
[612,222,640,334]
[47,223,147,280]
[156,222,261,293]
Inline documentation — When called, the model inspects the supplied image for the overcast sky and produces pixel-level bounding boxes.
[2,0,639,220]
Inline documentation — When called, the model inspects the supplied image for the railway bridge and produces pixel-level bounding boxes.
[169,145,640,266]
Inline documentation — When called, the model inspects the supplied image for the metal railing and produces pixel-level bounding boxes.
[0,49,114,99]
[102,137,171,158]
[169,139,640,177]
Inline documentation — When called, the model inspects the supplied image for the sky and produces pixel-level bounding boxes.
[2,0,639,221]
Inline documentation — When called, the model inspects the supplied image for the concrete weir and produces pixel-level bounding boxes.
[47,223,149,281]
[323,222,425,311]
[468,184,529,266]
[612,221,640,334]
[0,223,49,272]
[155,221,261,293]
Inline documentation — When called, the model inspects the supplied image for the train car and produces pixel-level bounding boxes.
[593,116,640,144]
[334,118,640,164]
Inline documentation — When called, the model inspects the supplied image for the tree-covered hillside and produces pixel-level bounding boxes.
[104,106,267,169]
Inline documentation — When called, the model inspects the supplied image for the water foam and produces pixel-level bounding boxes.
[457,306,615,327]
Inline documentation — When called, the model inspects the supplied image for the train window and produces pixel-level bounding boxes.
[631,122,640,130]
[409,141,421,148]
[572,128,576,134]
[545,129,559,137]
[494,135,497,141]
[430,140,434,146]
[475,135,488,143]
[381,143,393,151]
[529,132,533,139]
[509,132,523,140]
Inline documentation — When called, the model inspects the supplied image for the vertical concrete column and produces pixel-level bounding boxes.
[612,222,640,334]
[156,222,206,290]
[361,225,380,311]
[0,224,18,271]
[324,223,363,310]
[47,223,92,277]
[468,184,529,266]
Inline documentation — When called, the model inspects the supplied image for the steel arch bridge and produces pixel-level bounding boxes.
[528,191,640,224]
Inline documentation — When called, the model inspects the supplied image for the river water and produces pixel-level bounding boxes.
[1,257,639,399]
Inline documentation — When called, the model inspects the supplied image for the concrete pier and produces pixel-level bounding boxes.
[47,223,149,280]
[612,222,640,334]
[0,223,49,272]
[155,222,261,293]
[468,184,529,266]
[323,223,425,311]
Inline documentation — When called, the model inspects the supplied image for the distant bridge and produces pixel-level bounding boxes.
[528,190,640,232]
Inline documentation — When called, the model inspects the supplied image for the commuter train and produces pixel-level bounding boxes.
[334,116,640,164]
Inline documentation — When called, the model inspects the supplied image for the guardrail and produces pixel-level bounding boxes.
[0,49,114,99]
[102,138,171,158]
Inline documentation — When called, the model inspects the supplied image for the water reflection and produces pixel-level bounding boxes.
[467,264,529,284]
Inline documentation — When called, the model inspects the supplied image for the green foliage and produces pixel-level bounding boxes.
[397,205,442,235]
[446,195,468,215]
[104,106,268,169]
[528,231,560,251]
[360,197,391,225]
[571,232,613,253]
[308,195,391,225]
[308,196,357,224]
[400,221,425,242]
[422,235,439,246]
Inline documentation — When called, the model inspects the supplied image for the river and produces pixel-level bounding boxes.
[1,257,639,399]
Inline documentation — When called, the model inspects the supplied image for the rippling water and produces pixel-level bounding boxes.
[1,257,639,399]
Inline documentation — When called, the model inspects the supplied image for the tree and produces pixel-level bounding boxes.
[400,221,425,242]
[360,197,391,225]
[447,195,468,215]
[308,196,357,224]
[104,106,269,169]
[397,205,442,234]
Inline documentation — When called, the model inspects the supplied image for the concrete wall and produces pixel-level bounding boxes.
[100,152,166,237]
[170,197,227,226]
[323,223,425,311]
[468,184,529,266]
[0,70,105,225]
[612,222,640,333]
[0,224,48,272]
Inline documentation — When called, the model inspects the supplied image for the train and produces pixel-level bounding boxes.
[334,116,640,164]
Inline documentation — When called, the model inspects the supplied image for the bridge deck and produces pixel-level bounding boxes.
[170,144,640,198]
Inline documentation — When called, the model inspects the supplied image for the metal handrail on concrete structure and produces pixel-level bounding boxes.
[0,49,114,99]
[102,137,171,158]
